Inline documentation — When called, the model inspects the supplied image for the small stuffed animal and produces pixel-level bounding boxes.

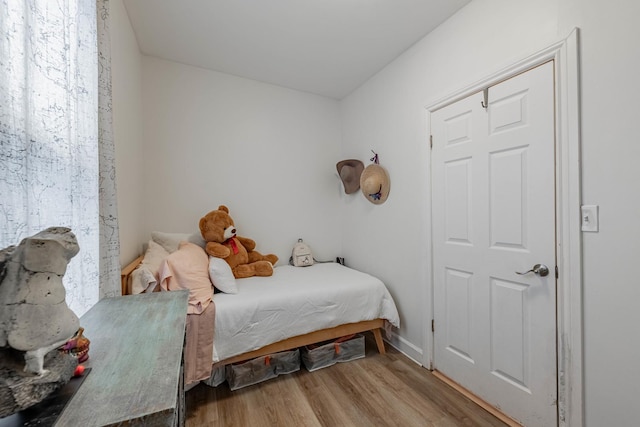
[199,205,278,278]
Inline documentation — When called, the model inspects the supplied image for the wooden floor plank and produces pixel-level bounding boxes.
[185,334,509,427]
[295,369,360,427]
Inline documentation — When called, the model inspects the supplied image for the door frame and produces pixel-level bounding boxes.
[423,29,582,427]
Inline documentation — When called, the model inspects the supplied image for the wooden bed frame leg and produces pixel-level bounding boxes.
[372,328,386,354]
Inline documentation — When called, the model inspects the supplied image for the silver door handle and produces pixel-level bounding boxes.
[516,264,549,277]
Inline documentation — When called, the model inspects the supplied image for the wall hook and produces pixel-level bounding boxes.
[370,150,379,164]
[481,87,489,110]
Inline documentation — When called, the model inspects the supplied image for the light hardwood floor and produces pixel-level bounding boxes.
[185,333,509,427]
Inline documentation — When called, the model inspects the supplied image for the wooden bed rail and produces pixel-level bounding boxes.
[120,255,143,296]
[214,319,386,368]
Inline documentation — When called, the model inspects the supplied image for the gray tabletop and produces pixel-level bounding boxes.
[55,291,188,427]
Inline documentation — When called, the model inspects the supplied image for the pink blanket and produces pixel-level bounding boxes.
[156,243,216,385]
[184,300,216,385]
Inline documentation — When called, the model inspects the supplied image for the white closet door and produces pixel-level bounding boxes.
[431,61,557,426]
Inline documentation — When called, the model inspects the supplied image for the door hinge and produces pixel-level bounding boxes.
[430,135,433,149]
[555,265,559,279]
[431,319,435,332]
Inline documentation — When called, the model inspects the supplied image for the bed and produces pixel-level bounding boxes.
[120,233,400,384]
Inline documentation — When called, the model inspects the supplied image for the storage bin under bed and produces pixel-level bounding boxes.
[225,349,300,391]
[301,334,365,372]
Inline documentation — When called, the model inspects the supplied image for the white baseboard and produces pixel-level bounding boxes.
[385,331,424,366]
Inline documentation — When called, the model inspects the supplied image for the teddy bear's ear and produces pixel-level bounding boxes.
[218,205,229,213]
[199,216,208,232]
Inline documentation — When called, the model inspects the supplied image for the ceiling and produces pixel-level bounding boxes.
[123,0,471,99]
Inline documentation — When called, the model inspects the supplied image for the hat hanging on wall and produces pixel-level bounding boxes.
[360,151,390,205]
[336,159,365,194]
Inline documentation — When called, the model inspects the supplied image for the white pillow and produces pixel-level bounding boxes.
[208,256,237,294]
[130,240,170,294]
[151,231,206,253]
[142,239,170,270]
[130,267,158,294]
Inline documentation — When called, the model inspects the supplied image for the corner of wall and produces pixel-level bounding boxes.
[110,0,145,266]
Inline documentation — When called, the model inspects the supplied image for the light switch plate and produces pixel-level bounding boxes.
[581,205,599,232]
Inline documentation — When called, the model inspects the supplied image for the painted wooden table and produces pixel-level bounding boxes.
[55,291,189,427]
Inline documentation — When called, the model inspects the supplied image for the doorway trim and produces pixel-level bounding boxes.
[423,29,582,427]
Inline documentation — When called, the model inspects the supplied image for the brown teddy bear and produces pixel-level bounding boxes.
[199,205,278,278]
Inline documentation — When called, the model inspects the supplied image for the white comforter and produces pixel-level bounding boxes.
[211,263,400,363]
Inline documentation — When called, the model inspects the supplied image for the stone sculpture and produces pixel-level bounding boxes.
[0,227,80,375]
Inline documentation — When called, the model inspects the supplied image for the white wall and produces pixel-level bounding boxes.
[559,0,640,425]
[140,57,343,264]
[340,0,640,425]
[110,0,144,265]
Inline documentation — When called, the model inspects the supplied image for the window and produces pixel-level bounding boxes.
[1,0,103,315]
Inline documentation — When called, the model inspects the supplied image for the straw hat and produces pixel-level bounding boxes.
[360,164,390,204]
[336,159,364,194]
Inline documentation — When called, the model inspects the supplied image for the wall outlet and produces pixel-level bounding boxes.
[581,205,599,232]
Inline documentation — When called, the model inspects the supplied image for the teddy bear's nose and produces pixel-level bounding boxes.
[231,228,236,235]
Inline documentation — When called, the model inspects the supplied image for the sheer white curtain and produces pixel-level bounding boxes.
[0,0,120,315]
[97,0,121,300]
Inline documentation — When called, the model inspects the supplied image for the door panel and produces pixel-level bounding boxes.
[489,147,528,249]
[444,158,472,244]
[431,61,557,426]
[490,277,530,391]
[490,90,529,134]
[445,268,473,361]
